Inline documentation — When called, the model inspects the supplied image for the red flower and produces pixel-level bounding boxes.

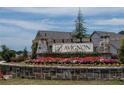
[31,56,118,64]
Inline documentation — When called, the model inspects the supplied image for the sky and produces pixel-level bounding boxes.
[0,7,124,51]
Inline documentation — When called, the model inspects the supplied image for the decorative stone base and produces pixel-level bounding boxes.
[0,63,124,80]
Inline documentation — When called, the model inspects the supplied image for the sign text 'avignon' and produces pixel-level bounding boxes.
[52,43,93,53]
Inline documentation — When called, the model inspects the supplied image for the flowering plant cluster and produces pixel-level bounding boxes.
[31,56,118,64]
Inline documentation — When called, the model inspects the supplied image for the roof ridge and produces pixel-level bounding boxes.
[38,30,72,33]
[95,31,117,33]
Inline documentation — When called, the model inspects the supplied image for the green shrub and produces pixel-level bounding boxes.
[1,46,16,62]
[37,52,107,58]
[31,53,37,59]
[118,39,124,64]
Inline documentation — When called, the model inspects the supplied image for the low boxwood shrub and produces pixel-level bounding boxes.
[37,52,110,58]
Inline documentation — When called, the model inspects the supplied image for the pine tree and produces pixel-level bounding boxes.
[73,8,87,43]
[119,39,124,63]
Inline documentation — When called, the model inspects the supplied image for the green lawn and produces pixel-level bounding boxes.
[0,79,124,85]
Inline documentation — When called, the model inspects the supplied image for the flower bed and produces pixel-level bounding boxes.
[30,56,118,64]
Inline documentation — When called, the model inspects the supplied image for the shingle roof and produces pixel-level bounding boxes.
[35,30,73,40]
[91,31,122,40]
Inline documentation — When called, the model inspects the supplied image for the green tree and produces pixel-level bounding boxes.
[31,43,38,59]
[23,47,28,59]
[0,45,16,62]
[73,8,87,43]
[118,39,124,63]
[119,31,124,34]
[16,50,23,55]
[0,52,2,60]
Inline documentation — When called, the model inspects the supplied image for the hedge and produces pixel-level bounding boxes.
[36,52,112,58]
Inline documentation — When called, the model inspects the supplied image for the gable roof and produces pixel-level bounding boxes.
[35,30,73,40]
[91,31,122,40]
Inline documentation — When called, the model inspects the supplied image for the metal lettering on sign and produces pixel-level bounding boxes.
[52,43,93,53]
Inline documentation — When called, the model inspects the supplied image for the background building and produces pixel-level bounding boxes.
[90,31,124,55]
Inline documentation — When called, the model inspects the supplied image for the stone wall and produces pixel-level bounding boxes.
[0,64,124,80]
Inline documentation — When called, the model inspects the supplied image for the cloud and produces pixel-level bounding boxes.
[93,18,124,26]
[4,8,78,16]
[85,18,124,33]
[0,19,49,31]
[0,18,74,32]
[4,7,124,17]
[0,19,67,31]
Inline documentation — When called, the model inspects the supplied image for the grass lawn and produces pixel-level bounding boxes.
[0,79,124,85]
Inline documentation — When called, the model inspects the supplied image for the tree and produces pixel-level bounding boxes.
[16,50,24,55]
[118,39,124,63]
[31,42,38,59]
[119,31,124,34]
[0,52,2,60]
[9,50,16,58]
[0,45,16,62]
[23,47,28,59]
[73,8,87,43]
